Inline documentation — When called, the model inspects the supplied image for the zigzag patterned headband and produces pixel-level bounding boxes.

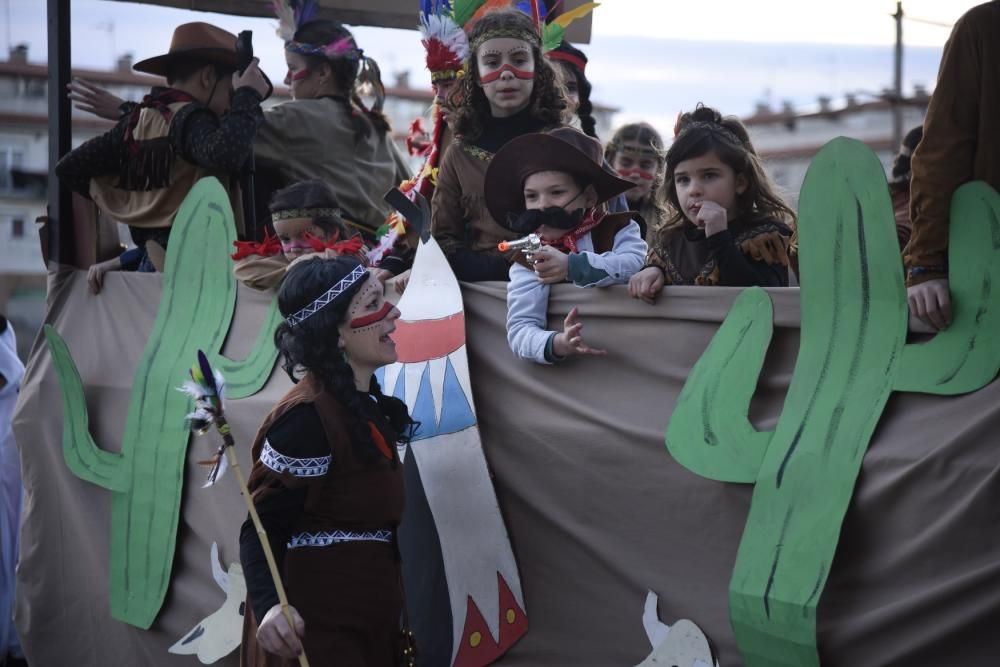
[272,207,342,223]
[285,264,368,326]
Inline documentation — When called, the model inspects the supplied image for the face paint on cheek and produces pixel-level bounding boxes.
[618,167,656,181]
[350,302,393,330]
[479,63,535,84]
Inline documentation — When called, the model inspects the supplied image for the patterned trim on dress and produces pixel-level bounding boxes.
[260,438,331,477]
[287,529,394,549]
[660,221,790,286]
[461,142,494,163]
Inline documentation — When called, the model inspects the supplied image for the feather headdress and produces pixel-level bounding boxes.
[420,0,472,80]
[272,0,317,42]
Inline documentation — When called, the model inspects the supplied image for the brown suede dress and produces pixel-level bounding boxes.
[240,374,405,667]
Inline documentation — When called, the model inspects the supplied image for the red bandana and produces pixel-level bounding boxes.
[544,208,605,254]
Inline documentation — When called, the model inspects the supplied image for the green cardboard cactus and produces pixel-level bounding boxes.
[43,177,280,629]
[666,138,1000,666]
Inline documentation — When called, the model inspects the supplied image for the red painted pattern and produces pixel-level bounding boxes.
[350,302,394,329]
[478,63,535,84]
[391,312,465,363]
[452,572,528,667]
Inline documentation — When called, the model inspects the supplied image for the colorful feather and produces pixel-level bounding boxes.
[178,350,230,485]
[543,1,598,53]
[272,0,318,42]
[470,0,515,25]
[453,0,493,29]
[323,35,356,57]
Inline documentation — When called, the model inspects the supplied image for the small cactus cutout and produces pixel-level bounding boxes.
[44,177,280,629]
[666,138,1000,666]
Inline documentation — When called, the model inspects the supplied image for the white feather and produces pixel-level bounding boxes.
[420,14,469,62]
[272,0,297,42]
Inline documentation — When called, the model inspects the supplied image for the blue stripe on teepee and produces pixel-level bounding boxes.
[409,364,437,442]
[436,357,476,435]
[392,365,407,402]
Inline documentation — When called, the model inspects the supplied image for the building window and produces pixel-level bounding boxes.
[0,148,25,190]
[11,218,25,238]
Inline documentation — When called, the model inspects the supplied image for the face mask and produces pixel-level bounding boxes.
[507,206,585,234]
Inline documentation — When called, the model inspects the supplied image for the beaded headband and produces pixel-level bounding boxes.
[271,207,342,223]
[608,140,662,159]
[677,120,743,146]
[285,264,368,326]
[285,39,363,60]
[431,66,467,83]
[470,27,540,55]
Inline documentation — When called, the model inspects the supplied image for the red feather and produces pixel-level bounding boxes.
[231,229,282,260]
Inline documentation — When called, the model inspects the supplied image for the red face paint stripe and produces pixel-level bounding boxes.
[617,168,656,181]
[479,63,535,84]
[350,302,393,329]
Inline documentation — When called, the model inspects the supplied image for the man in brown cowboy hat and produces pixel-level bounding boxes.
[56,22,270,289]
[484,126,647,364]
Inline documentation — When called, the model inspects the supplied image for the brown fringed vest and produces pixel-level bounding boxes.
[89,100,242,233]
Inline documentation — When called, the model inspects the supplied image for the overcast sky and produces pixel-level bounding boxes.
[4,0,984,135]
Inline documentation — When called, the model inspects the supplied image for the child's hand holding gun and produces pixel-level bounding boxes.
[498,234,569,284]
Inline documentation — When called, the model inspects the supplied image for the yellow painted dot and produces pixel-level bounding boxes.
[506,609,516,624]
[469,632,482,648]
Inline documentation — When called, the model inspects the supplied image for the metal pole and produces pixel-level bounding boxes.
[892,1,904,149]
[46,0,74,265]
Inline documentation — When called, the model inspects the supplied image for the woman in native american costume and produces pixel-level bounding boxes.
[239,257,414,666]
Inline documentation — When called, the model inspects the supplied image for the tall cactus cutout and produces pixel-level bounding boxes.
[666,138,1000,666]
[44,177,280,629]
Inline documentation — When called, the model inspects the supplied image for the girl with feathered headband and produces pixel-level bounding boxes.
[243,1,416,281]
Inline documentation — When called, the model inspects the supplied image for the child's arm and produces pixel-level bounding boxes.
[430,143,467,259]
[173,87,264,173]
[507,263,560,364]
[567,220,647,288]
[86,256,123,294]
[54,126,124,196]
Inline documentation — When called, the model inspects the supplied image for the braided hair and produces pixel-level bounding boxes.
[549,41,597,138]
[293,20,391,142]
[274,257,413,464]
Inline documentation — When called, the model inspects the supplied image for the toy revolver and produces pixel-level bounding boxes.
[497,233,542,254]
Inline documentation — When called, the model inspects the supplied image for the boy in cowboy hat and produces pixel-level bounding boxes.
[484,126,647,364]
[56,22,270,285]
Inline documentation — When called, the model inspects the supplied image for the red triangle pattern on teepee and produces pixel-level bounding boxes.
[452,572,528,667]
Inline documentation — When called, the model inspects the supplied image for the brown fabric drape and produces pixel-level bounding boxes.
[12,269,1000,666]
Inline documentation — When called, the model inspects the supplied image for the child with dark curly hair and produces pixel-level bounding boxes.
[629,106,796,303]
[432,8,569,282]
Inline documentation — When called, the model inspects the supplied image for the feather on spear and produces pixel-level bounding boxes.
[179,350,311,667]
